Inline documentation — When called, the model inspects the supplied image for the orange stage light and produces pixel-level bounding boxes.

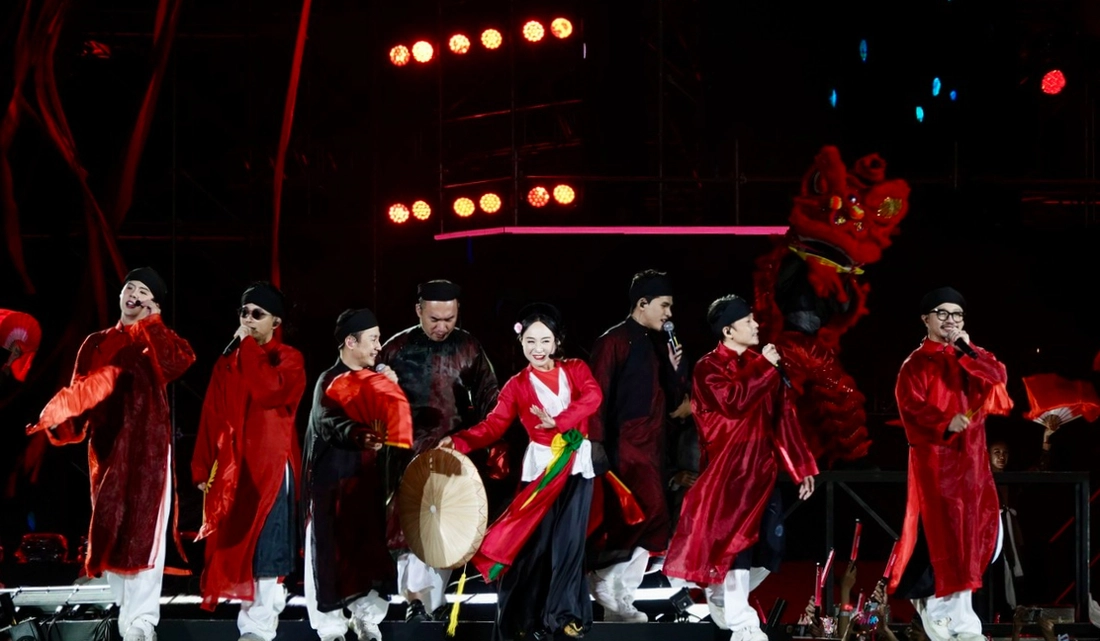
[527,187,550,208]
[454,197,476,217]
[389,45,410,66]
[552,184,575,205]
[388,204,410,224]
[449,34,471,55]
[412,41,434,63]
[480,193,502,214]
[550,18,573,39]
[412,200,432,221]
[481,29,503,50]
[523,21,545,43]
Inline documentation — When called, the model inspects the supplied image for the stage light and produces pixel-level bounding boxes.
[412,200,432,221]
[388,204,410,224]
[829,89,837,108]
[481,29,503,50]
[412,41,434,63]
[527,186,550,207]
[552,184,575,205]
[551,18,573,39]
[932,77,941,97]
[449,34,471,55]
[859,39,867,62]
[389,45,410,66]
[454,197,476,217]
[523,21,545,43]
[915,106,924,123]
[1041,69,1066,95]
[949,90,957,101]
[480,193,502,214]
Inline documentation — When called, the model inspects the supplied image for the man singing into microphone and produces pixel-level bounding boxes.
[587,269,689,622]
[664,295,817,641]
[192,282,306,641]
[888,287,1009,641]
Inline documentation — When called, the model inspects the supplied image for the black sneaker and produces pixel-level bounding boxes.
[406,599,431,624]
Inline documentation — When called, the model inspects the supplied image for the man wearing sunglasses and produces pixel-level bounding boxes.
[888,287,1009,641]
[192,282,306,641]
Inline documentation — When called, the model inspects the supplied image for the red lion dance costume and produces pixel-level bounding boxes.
[753,146,910,464]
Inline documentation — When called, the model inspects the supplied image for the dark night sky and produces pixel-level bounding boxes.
[2,0,1099,597]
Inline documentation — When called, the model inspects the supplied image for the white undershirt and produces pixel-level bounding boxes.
[519,367,594,482]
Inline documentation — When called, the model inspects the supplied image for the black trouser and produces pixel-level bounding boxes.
[733,486,785,572]
[254,465,296,578]
[496,475,594,640]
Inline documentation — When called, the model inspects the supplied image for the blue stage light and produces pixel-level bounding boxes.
[915,106,925,122]
[932,77,942,97]
[859,39,867,62]
[830,89,837,108]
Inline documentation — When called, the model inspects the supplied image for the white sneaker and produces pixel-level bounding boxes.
[351,617,382,641]
[588,576,620,619]
[616,601,649,623]
[123,628,156,641]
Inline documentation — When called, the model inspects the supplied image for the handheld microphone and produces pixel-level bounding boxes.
[954,338,977,359]
[222,336,241,357]
[776,364,792,388]
[374,364,389,373]
[662,321,681,351]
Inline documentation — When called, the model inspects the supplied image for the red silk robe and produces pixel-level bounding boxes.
[191,336,306,609]
[889,338,1007,597]
[48,315,195,576]
[663,343,818,585]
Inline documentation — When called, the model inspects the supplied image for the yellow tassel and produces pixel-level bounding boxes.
[446,565,467,637]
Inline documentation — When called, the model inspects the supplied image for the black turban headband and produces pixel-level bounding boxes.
[241,283,285,318]
[418,280,461,301]
[628,275,674,306]
[710,296,753,338]
[335,308,378,344]
[920,287,966,314]
[124,267,167,303]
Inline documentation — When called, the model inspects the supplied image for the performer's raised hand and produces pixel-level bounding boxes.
[947,413,970,433]
[375,363,399,384]
[530,405,556,429]
[762,343,781,367]
[437,436,454,449]
[798,474,815,500]
[945,327,970,346]
[143,299,161,318]
[668,343,683,370]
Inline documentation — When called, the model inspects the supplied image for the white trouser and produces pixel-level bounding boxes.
[705,568,761,633]
[106,452,172,639]
[304,519,388,639]
[238,578,287,641]
[916,518,1004,641]
[397,552,452,614]
[589,547,649,609]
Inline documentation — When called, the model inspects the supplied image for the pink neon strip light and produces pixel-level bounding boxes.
[434,225,788,240]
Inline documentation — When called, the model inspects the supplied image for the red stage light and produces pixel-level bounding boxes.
[480,193,502,214]
[550,18,573,39]
[481,29,503,50]
[527,187,550,207]
[449,34,471,55]
[389,45,410,66]
[552,184,575,205]
[412,41,434,63]
[1041,69,1066,95]
[388,204,410,224]
[412,200,432,221]
[454,197,476,217]
[523,21,545,43]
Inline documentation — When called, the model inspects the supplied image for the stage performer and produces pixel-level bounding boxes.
[378,279,499,622]
[439,303,599,641]
[191,283,306,641]
[752,146,910,465]
[889,287,1010,641]
[587,269,688,622]
[664,295,817,641]
[42,267,194,641]
[302,308,398,641]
